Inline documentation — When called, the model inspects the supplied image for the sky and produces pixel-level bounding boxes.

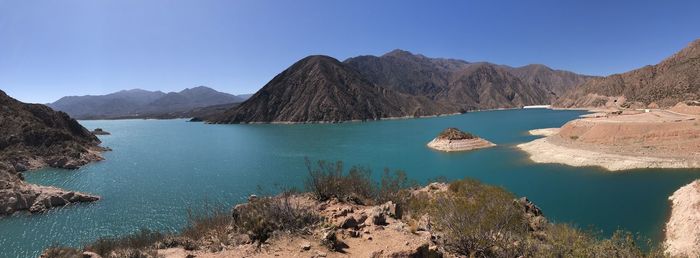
[1,0,699,104]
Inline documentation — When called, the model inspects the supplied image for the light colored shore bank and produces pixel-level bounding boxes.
[518,107,700,171]
[427,138,496,152]
[527,128,559,137]
[665,180,700,257]
[517,137,699,171]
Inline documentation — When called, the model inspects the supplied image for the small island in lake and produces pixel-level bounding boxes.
[427,128,496,152]
[91,128,110,135]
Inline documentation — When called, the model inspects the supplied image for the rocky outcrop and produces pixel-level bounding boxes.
[665,180,700,257]
[427,128,496,152]
[0,169,99,215]
[555,39,700,108]
[0,90,103,216]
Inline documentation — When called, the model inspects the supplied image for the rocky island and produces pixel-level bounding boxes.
[0,90,105,216]
[427,128,496,152]
[91,128,110,135]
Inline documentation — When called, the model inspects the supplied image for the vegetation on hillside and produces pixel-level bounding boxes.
[43,160,670,258]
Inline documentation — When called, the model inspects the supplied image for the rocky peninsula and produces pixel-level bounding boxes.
[0,90,105,216]
[427,128,495,152]
[665,180,700,257]
[518,106,700,171]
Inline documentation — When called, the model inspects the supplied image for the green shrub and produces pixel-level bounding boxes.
[431,179,529,256]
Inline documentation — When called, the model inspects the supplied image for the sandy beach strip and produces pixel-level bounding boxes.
[516,137,700,171]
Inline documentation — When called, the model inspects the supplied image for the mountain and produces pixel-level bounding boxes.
[555,39,700,108]
[505,64,596,97]
[0,90,103,215]
[208,56,458,123]
[236,93,254,100]
[49,86,243,119]
[211,50,593,123]
[344,50,592,110]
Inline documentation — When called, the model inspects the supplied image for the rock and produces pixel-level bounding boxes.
[315,251,327,257]
[517,197,543,216]
[300,242,311,251]
[82,251,102,258]
[386,243,442,258]
[337,216,358,229]
[370,203,396,225]
[417,214,432,231]
[91,128,110,135]
[248,194,258,202]
[348,230,361,238]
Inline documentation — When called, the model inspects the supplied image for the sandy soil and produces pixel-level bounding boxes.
[665,180,700,257]
[427,138,496,152]
[527,128,559,137]
[518,109,700,171]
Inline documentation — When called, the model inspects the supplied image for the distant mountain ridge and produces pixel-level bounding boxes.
[555,39,700,108]
[209,56,458,123]
[210,50,594,123]
[49,86,246,119]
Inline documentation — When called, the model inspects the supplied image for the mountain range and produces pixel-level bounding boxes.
[555,39,700,108]
[209,50,595,123]
[48,86,247,119]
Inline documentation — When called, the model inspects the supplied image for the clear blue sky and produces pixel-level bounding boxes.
[1,0,699,103]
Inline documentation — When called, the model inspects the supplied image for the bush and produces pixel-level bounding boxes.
[232,193,320,244]
[85,229,165,257]
[529,225,667,258]
[304,159,416,206]
[431,179,528,256]
[181,206,232,244]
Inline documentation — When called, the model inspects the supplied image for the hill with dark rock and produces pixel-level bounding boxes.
[209,56,458,123]
[0,90,103,216]
[555,39,700,108]
[211,50,592,123]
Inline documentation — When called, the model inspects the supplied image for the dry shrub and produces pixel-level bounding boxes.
[181,206,232,244]
[304,159,416,207]
[85,229,165,257]
[433,179,528,257]
[232,193,320,244]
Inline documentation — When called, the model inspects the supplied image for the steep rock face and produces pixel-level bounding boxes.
[210,56,458,123]
[0,90,102,215]
[555,39,700,108]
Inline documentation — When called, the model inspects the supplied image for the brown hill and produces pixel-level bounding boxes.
[212,50,592,123]
[555,39,700,108]
[345,50,582,110]
[208,56,458,123]
[0,90,103,216]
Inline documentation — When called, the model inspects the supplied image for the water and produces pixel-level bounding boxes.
[2,109,700,257]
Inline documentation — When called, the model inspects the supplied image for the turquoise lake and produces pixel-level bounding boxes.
[2,109,700,257]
